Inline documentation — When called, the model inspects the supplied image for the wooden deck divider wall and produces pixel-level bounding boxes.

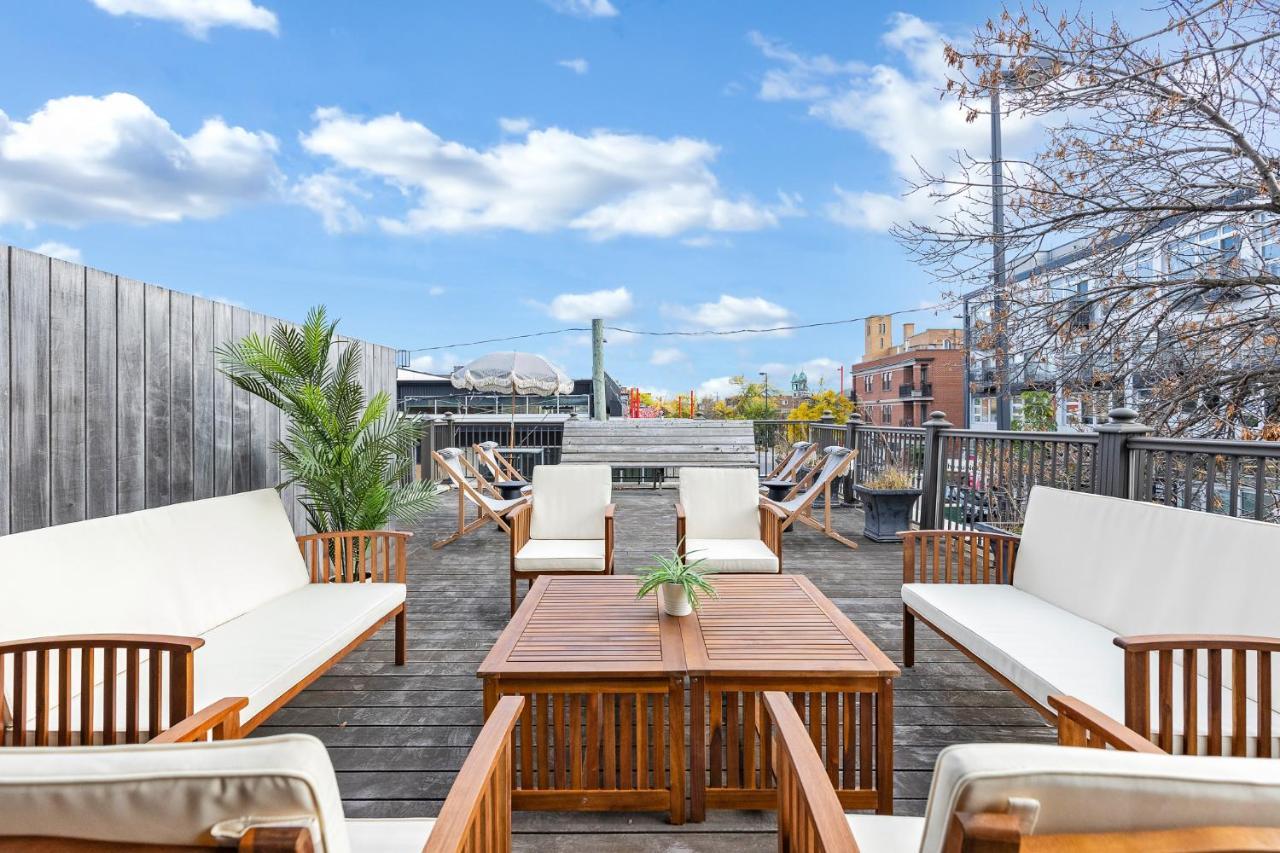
[0,243,397,536]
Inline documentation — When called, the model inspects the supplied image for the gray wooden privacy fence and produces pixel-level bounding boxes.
[0,244,398,536]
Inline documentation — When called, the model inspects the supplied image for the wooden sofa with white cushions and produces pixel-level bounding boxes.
[902,485,1280,757]
[0,488,410,745]
[766,690,1280,852]
[508,464,614,613]
[676,467,784,573]
[0,695,523,852]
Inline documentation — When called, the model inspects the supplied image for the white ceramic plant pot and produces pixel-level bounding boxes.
[660,582,692,616]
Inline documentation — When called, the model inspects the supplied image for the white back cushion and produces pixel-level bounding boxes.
[530,465,612,540]
[679,468,760,540]
[1013,486,1280,637]
[0,734,350,853]
[0,489,309,641]
[920,743,1280,853]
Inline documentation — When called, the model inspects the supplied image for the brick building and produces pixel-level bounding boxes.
[852,316,966,427]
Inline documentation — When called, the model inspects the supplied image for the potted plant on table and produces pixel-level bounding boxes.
[635,550,716,616]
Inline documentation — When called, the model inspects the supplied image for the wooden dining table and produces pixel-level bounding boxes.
[477,574,898,824]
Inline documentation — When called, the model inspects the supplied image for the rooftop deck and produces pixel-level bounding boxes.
[257,490,1054,851]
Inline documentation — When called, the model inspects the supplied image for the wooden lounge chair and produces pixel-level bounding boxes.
[763,440,816,483]
[508,464,615,613]
[0,695,524,852]
[432,447,529,549]
[765,690,1280,852]
[474,441,532,495]
[676,467,784,573]
[761,445,859,550]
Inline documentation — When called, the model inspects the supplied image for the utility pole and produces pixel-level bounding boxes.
[991,79,1012,431]
[759,371,769,414]
[591,318,607,421]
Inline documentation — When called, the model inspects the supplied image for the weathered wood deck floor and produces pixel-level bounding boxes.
[256,490,1053,851]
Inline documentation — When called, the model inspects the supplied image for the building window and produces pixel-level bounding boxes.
[863,374,872,393]
[881,404,892,424]
[881,371,892,391]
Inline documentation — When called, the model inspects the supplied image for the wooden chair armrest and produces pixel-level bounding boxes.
[425,696,524,853]
[296,530,411,584]
[508,501,533,560]
[901,529,1019,585]
[759,503,785,565]
[675,502,686,557]
[1,634,203,746]
[1048,695,1165,753]
[149,697,248,744]
[763,691,860,853]
[604,504,616,569]
[1113,634,1280,753]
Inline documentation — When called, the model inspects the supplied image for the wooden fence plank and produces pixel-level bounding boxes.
[249,312,269,489]
[212,300,235,497]
[231,306,252,491]
[0,247,9,535]
[169,291,194,504]
[144,284,171,508]
[9,248,50,533]
[116,276,145,513]
[50,259,86,525]
[85,268,117,520]
[192,297,215,500]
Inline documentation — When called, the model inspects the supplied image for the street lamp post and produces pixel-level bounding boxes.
[990,78,1012,431]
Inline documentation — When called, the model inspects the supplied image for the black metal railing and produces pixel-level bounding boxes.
[1130,436,1280,523]
[416,415,566,481]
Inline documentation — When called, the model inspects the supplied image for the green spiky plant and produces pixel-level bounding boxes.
[217,306,440,533]
[635,549,717,610]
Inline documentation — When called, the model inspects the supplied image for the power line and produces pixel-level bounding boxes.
[400,302,952,354]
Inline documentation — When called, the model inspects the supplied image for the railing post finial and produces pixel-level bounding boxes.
[1094,406,1152,499]
[820,409,835,424]
[920,411,952,528]
[927,410,953,428]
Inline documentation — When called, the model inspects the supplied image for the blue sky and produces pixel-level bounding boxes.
[2,0,1039,399]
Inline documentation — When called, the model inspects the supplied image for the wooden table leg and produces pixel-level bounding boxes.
[690,676,706,822]
[483,679,498,719]
[668,677,685,825]
[876,677,894,815]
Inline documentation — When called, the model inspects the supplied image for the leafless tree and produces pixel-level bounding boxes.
[897,0,1280,436]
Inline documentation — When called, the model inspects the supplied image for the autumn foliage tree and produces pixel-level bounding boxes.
[898,0,1280,436]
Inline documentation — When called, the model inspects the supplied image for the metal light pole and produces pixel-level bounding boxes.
[991,79,1012,431]
[759,371,769,413]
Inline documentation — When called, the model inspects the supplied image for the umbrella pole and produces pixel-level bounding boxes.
[510,389,516,448]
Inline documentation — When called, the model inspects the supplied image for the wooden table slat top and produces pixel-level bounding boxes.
[478,576,685,676]
[679,575,900,677]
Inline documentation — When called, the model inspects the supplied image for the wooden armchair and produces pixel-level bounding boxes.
[509,464,615,613]
[768,690,1280,853]
[900,529,1020,668]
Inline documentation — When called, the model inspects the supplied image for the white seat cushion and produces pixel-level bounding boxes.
[920,742,1280,853]
[345,817,435,852]
[197,583,406,724]
[679,468,761,540]
[685,538,779,573]
[514,539,606,573]
[530,465,612,540]
[846,814,925,853]
[904,583,1280,755]
[903,583,1126,714]
[0,734,350,852]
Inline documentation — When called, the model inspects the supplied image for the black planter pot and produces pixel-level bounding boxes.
[854,485,923,542]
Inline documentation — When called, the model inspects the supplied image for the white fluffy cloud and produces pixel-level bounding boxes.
[498,116,533,134]
[410,352,461,374]
[544,0,618,18]
[546,287,633,322]
[90,0,278,38]
[752,14,1042,232]
[558,58,590,75]
[676,294,793,336]
[650,347,685,366]
[0,93,280,226]
[698,376,740,398]
[32,241,82,264]
[299,107,782,240]
[293,172,366,233]
[761,357,846,390]
[428,285,446,296]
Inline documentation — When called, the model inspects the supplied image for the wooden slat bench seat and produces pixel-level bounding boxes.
[0,489,409,745]
[561,419,757,472]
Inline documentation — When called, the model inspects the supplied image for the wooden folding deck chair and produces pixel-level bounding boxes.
[762,439,816,482]
[432,447,528,549]
[474,441,532,495]
[761,445,859,549]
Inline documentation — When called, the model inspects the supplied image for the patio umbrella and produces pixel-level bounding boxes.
[450,352,574,447]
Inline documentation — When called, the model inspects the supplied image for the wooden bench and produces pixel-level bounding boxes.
[0,695,524,852]
[765,690,1280,852]
[561,419,756,484]
[0,489,409,745]
[902,485,1280,756]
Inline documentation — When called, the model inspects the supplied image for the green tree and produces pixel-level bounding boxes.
[710,376,779,420]
[1012,391,1057,432]
[786,390,855,441]
[217,306,440,533]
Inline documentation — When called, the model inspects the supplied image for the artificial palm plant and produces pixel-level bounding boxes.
[217,306,439,533]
